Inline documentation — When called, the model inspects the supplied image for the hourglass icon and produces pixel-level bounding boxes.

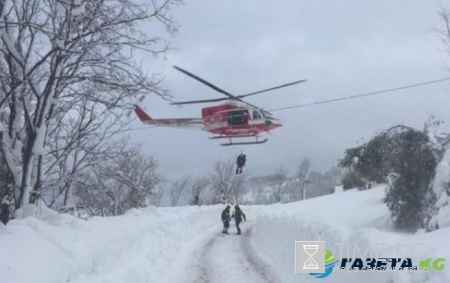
[302,244,319,270]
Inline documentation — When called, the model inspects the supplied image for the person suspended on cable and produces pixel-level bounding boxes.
[236,153,247,174]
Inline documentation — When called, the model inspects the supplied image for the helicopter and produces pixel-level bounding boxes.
[135,66,306,146]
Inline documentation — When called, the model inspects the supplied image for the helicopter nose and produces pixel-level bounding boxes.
[265,120,282,131]
[270,123,282,130]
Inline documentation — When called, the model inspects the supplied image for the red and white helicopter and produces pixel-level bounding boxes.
[135,66,306,146]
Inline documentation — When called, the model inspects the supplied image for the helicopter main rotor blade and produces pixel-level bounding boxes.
[238,79,307,98]
[172,65,305,116]
[170,97,229,105]
[173,66,236,99]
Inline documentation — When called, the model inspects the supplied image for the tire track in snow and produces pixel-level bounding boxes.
[242,226,279,283]
[194,237,215,283]
[188,223,279,283]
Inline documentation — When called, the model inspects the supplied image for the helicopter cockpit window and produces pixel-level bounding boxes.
[253,110,262,120]
[228,110,249,126]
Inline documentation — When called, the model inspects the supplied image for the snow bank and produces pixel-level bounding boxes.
[0,205,222,283]
[252,186,450,283]
[333,185,344,194]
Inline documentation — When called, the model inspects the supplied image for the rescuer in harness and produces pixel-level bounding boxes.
[232,205,246,235]
[236,153,246,174]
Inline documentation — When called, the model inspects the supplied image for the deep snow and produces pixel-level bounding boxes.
[1,186,449,283]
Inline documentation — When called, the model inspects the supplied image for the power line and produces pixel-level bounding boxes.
[113,125,159,134]
[98,125,159,135]
[268,77,450,112]
[121,126,158,132]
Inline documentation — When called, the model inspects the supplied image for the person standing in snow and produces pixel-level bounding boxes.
[236,154,246,174]
[232,205,246,235]
[221,205,231,234]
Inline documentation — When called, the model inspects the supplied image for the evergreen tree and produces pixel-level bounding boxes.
[340,126,437,231]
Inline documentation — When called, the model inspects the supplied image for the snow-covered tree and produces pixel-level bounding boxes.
[74,141,161,216]
[288,158,311,201]
[169,176,190,206]
[244,176,267,204]
[42,101,129,210]
[266,168,288,203]
[185,177,209,206]
[423,7,450,231]
[210,159,246,204]
[0,150,13,224]
[425,147,450,230]
[341,125,437,231]
[339,135,387,184]
[0,0,179,222]
[306,170,337,197]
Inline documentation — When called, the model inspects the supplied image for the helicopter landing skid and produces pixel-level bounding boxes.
[220,138,268,146]
[209,133,257,139]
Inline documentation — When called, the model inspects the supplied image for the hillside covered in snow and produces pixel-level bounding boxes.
[1,186,449,283]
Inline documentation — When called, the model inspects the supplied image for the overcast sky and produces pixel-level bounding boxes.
[129,0,450,179]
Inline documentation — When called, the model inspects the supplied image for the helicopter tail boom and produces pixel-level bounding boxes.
[134,105,205,130]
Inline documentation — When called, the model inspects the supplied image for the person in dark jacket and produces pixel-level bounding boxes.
[232,204,246,235]
[236,154,247,174]
[221,205,231,234]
